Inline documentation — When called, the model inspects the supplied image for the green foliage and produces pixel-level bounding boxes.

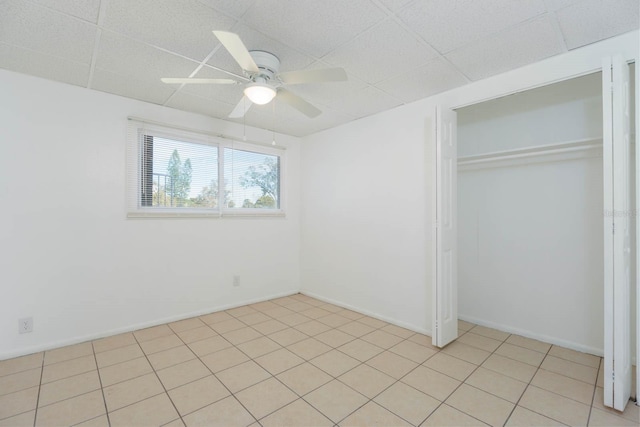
[166,149,192,206]
[239,156,279,208]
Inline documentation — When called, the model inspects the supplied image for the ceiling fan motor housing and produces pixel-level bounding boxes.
[249,50,280,82]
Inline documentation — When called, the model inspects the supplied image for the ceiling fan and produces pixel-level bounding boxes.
[162,31,348,119]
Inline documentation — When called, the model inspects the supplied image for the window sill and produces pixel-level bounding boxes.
[127,210,286,219]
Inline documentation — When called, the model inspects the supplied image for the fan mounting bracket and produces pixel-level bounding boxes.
[247,51,280,82]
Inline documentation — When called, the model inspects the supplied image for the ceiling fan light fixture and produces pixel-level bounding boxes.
[244,83,276,105]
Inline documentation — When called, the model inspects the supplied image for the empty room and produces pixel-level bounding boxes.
[1,0,639,426]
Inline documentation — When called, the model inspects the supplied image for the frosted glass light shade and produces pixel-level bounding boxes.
[244,83,276,105]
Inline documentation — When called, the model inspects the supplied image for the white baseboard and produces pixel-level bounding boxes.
[300,290,432,336]
[0,289,299,361]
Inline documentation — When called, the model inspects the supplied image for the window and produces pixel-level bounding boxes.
[127,120,284,217]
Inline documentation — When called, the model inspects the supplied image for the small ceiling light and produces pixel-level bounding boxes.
[244,83,276,105]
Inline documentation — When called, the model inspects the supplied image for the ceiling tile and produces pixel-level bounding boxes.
[555,0,639,50]
[95,31,201,84]
[269,106,357,137]
[91,68,176,105]
[207,23,315,77]
[328,85,403,118]
[543,0,583,11]
[197,0,256,19]
[377,0,414,12]
[376,57,468,103]
[242,0,386,58]
[291,64,369,111]
[396,0,547,53]
[29,0,101,23]
[445,15,565,81]
[0,42,90,87]
[0,0,96,64]
[165,91,235,118]
[323,18,438,84]
[102,0,237,62]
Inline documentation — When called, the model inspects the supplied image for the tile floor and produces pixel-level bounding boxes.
[1,293,638,426]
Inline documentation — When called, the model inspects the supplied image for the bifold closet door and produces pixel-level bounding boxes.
[602,54,632,411]
[432,106,458,348]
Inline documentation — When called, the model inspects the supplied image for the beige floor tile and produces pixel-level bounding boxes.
[148,345,195,370]
[338,321,376,338]
[0,367,41,396]
[361,330,404,349]
[177,326,217,344]
[458,320,476,332]
[320,303,344,313]
[139,333,183,355]
[236,312,271,326]
[381,324,416,339]
[408,333,440,350]
[338,364,395,399]
[261,398,333,427]
[457,333,502,352]
[276,362,332,396]
[548,346,601,368]
[596,364,604,387]
[92,333,137,354]
[0,386,38,420]
[109,393,178,427]
[210,318,247,334]
[181,395,255,426]
[482,354,537,383]
[505,406,565,426]
[299,307,330,318]
[366,351,418,379]
[249,300,280,312]
[338,309,365,321]
[226,305,258,318]
[422,403,488,426]
[305,380,369,423]
[168,317,205,333]
[0,353,43,378]
[374,381,440,425]
[38,370,101,407]
[235,377,297,419]
[269,296,298,306]
[217,361,272,393]
[388,340,438,364]
[35,390,105,426]
[156,358,211,390]
[401,366,461,401]
[442,341,490,365]
[311,349,361,377]
[76,414,111,427]
[199,311,233,325]
[269,328,309,346]
[287,337,332,360]
[506,335,552,354]
[201,347,249,373]
[278,313,312,327]
[255,348,304,375]
[236,336,282,358]
[314,329,355,348]
[98,356,153,387]
[168,375,230,416]
[495,343,546,366]
[446,384,514,427]
[465,367,527,403]
[541,355,598,384]
[251,319,288,335]
[423,352,476,381]
[42,354,96,383]
[263,306,295,318]
[44,342,93,366]
[340,401,411,426]
[221,327,262,346]
[469,325,510,342]
[519,385,590,426]
[188,335,232,357]
[295,320,332,336]
[531,369,595,405]
[94,344,143,369]
[338,339,385,362]
[589,407,639,426]
[134,324,174,342]
[103,372,164,412]
[0,410,35,427]
[591,387,639,423]
[357,316,388,328]
[318,314,351,328]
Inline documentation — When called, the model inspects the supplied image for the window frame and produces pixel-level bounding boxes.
[126,120,286,219]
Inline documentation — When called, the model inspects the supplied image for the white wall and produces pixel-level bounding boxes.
[0,70,302,359]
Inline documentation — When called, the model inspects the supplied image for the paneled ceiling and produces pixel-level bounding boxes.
[1,0,638,137]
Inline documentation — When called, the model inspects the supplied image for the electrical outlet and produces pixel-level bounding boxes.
[18,317,33,334]
[233,276,240,287]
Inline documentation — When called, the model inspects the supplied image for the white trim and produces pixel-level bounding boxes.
[0,290,299,361]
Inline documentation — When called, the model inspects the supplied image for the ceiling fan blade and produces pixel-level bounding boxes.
[279,67,347,85]
[228,96,253,119]
[213,31,259,73]
[276,88,321,118]
[161,78,238,84]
